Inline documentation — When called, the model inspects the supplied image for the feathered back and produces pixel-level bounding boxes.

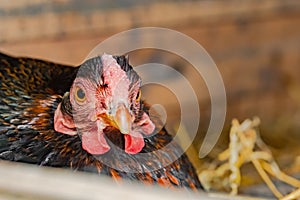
[0,52,78,95]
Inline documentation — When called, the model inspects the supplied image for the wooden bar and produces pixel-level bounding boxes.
[0,161,269,200]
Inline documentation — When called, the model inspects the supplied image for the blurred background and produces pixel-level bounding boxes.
[0,0,300,194]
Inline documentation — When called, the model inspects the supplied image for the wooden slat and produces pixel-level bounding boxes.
[0,161,269,200]
[0,0,299,44]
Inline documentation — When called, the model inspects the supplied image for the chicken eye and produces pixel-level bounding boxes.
[135,90,141,102]
[75,87,86,103]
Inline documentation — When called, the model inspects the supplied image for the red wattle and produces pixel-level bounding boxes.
[82,131,110,155]
[124,132,145,154]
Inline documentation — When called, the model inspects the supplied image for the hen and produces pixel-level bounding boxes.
[0,52,202,189]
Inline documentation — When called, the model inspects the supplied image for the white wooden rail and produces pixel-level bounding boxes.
[0,161,269,200]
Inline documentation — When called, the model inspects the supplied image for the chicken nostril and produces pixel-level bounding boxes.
[91,115,97,122]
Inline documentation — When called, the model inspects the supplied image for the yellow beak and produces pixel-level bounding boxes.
[111,103,132,134]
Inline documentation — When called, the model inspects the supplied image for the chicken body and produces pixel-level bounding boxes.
[0,52,202,189]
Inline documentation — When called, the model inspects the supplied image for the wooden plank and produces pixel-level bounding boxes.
[0,0,299,43]
[0,161,269,200]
